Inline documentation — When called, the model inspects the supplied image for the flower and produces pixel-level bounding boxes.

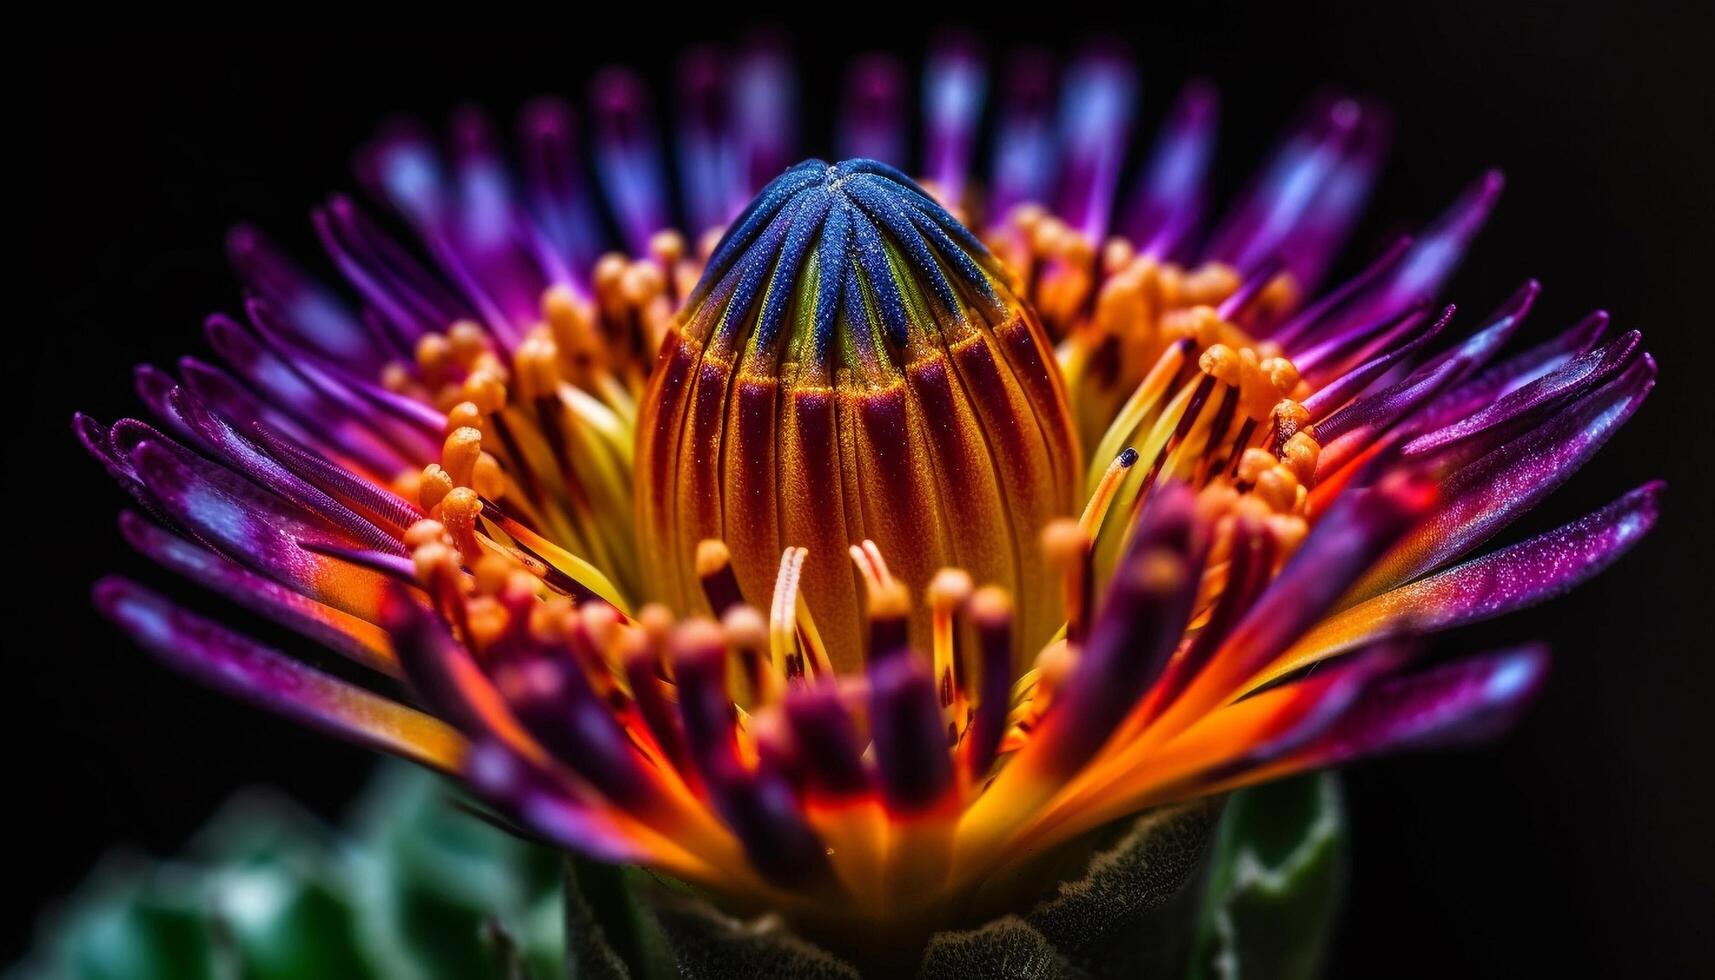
[82,37,1658,952]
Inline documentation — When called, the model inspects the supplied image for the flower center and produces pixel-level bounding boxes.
[636,159,1081,672]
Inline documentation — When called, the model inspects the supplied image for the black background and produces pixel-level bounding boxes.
[14,6,1713,975]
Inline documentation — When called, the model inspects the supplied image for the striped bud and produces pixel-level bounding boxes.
[637,159,1079,670]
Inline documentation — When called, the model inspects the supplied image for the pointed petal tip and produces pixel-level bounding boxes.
[224,223,264,260]
[71,411,108,446]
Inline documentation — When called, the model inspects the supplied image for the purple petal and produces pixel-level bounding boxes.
[227,224,380,368]
[462,739,657,866]
[590,67,672,255]
[673,631,830,885]
[922,34,987,205]
[1123,80,1218,260]
[839,53,909,167]
[1354,352,1656,599]
[118,512,397,675]
[95,578,460,770]
[164,385,404,554]
[1207,95,1387,284]
[988,48,1058,220]
[1053,46,1137,241]
[1316,283,1536,464]
[1291,646,1550,765]
[676,47,743,234]
[1404,329,1643,462]
[731,35,798,198]
[1031,486,1202,780]
[313,194,469,342]
[1296,482,1661,666]
[1416,310,1612,432]
[784,684,870,800]
[518,97,605,294]
[118,434,388,618]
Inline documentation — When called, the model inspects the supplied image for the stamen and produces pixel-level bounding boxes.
[1195,386,1241,485]
[722,604,780,707]
[1271,399,1313,455]
[482,504,630,610]
[441,426,507,498]
[695,539,745,617]
[1078,447,1138,538]
[783,685,869,800]
[927,568,974,737]
[435,486,488,565]
[771,546,811,681]
[1015,639,1077,735]
[1131,371,1218,519]
[963,586,1014,783]
[1088,338,1192,490]
[848,539,896,593]
[1041,518,1093,645]
[625,605,690,777]
[869,580,913,661]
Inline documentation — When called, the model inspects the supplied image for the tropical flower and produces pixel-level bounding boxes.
[82,37,1658,956]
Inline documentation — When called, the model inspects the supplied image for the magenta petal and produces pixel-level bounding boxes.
[461,739,655,866]
[226,223,380,369]
[1404,329,1643,462]
[1357,353,1656,599]
[1124,80,1218,260]
[1300,483,1662,666]
[119,512,397,675]
[165,386,404,555]
[1290,646,1550,766]
[119,435,388,618]
[1415,309,1614,435]
[922,34,987,206]
[94,578,458,769]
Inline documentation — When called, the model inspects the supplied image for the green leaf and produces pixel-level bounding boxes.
[1189,772,1346,980]
[12,767,565,980]
[54,873,220,980]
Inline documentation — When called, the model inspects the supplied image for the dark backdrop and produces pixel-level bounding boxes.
[15,6,1713,975]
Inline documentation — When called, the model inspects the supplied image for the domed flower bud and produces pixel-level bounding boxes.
[637,159,1080,670]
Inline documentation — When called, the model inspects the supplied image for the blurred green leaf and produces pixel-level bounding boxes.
[1189,772,1346,980]
[11,767,563,980]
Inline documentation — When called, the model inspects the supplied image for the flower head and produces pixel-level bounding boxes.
[84,39,1658,945]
